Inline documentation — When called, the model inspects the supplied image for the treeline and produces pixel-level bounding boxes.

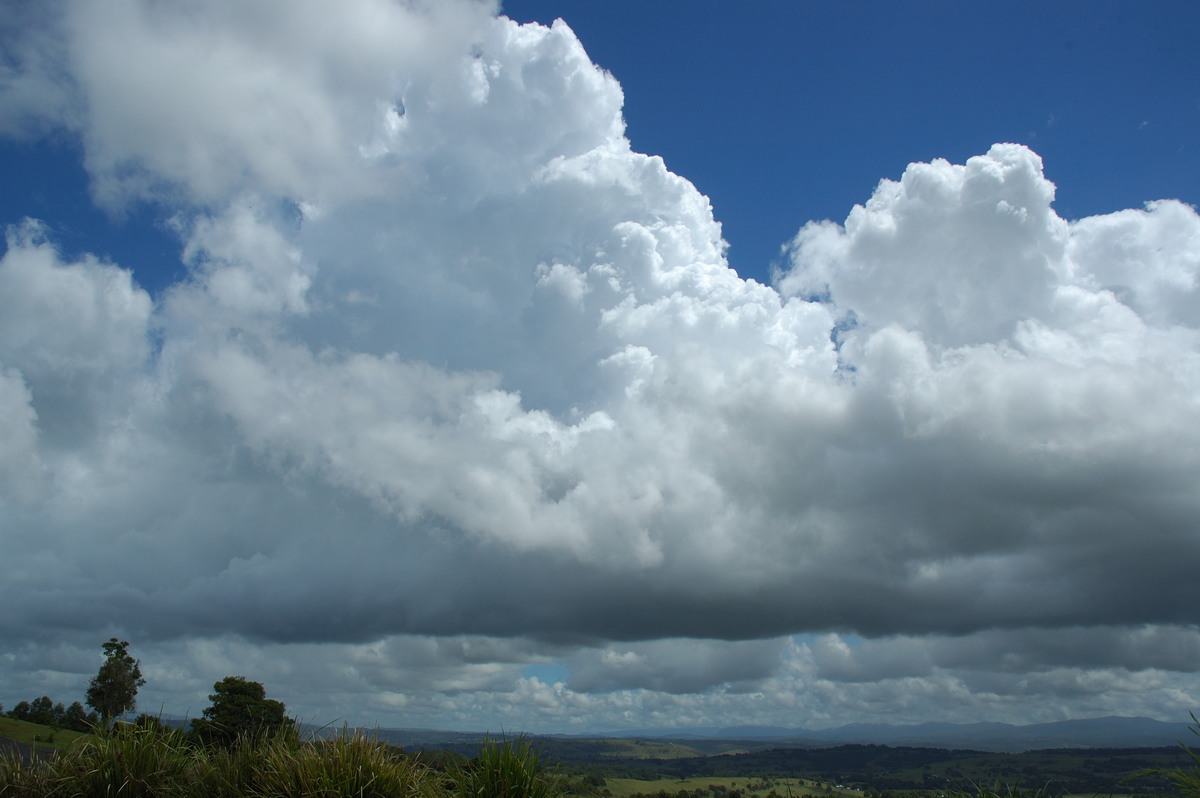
[2,697,99,732]
[1,638,295,749]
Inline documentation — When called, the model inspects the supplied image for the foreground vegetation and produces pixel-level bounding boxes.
[5,718,1200,798]
[6,712,1200,798]
[0,725,557,798]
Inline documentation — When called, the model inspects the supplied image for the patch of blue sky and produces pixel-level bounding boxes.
[520,663,571,685]
[0,138,182,296]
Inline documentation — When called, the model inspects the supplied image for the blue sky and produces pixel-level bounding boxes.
[6,2,1197,294]
[2,0,1200,734]
[495,1,1200,283]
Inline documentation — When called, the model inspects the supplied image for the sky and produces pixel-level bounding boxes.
[1,0,1199,735]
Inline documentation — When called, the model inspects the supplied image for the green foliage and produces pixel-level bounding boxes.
[85,638,146,728]
[412,746,472,773]
[0,723,458,798]
[0,715,91,752]
[131,713,167,733]
[5,698,95,732]
[1130,714,1200,797]
[46,722,194,798]
[4,696,94,729]
[61,701,99,732]
[249,729,446,798]
[0,751,54,798]
[456,735,560,798]
[189,676,295,747]
[26,698,57,728]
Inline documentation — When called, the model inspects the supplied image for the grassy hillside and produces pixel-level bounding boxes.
[0,716,91,751]
[556,739,712,761]
[0,725,556,798]
[602,775,856,798]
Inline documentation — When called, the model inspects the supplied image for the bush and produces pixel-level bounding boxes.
[0,723,459,798]
[456,735,560,798]
[43,723,195,798]
[251,730,445,798]
[0,750,54,798]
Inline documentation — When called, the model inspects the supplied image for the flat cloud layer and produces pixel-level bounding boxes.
[1,0,1198,730]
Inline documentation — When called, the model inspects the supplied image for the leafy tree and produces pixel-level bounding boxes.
[189,676,293,746]
[85,638,146,728]
[132,713,168,732]
[62,701,98,732]
[7,700,31,721]
[29,696,54,725]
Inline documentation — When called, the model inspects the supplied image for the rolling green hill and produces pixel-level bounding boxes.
[0,715,92,754]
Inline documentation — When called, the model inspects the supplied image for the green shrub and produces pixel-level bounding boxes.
[456,735,560,798]
[0,749,54,798]
[252,730,445,798]
[0,723,565,798]
[43,723,196,798]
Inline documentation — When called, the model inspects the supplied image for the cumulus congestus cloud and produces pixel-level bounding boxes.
[1,0,1198,729]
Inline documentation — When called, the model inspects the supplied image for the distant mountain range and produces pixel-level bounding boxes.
[590,715,1195,753]
[361,715,1196,755]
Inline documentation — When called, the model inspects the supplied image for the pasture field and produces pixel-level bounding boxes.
[0,716,90,751]
[602,775,859,798]
[593,740,718,760]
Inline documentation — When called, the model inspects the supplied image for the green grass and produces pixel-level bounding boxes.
[4,718,1198,798]
[455,735,561,798]
[596,740,710,761]
[0,723,561,798]
[602,775,856,798]
[0,716,92,752]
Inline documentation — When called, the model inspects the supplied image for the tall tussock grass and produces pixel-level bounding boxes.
[0,724,556,798]
[244,730,445,798]
[454,736,559,798]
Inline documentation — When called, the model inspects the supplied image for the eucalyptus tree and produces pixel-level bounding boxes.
[85,638,146,728]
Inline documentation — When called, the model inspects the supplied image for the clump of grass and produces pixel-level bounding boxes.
[0,724,569,798]
[250,729,444,798]
[0,722,455,798]
[39,723,196,798]
[456,735,560,798]
[191,733,267,798]
[0,750,54,798]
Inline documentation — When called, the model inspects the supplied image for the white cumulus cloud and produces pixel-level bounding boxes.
[0,0,1198,731]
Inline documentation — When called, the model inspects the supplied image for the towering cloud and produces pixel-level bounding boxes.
[0,0,1197,729]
